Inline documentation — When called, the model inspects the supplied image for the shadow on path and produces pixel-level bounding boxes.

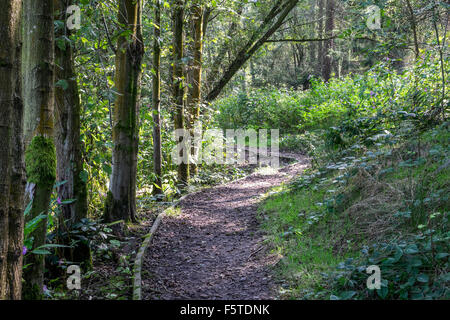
[142,158,309,300]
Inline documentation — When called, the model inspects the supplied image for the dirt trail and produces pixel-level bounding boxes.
[142,155,309,300]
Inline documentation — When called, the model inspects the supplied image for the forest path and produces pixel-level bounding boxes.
[142,154,309,300]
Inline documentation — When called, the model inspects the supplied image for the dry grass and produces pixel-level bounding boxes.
[343,168,406,243]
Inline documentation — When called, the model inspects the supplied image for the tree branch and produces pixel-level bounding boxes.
[206,0,299,102]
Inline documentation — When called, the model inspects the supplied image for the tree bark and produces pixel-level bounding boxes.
[308,0,317,69]
[152,0,163,196]
[172,0,189,185]
[104,0,144,222]
[7,3,26,299]
[0,0,25,300]
[22,0,56,300]
[54,0,91,269]
[0,2,14,300]
[431,0,446,120]
[317,0,324,76]
[6,81,25,301]
[322,0,334,82]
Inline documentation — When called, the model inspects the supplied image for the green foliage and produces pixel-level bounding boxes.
[214,54,448,138]
[213,81,348,133]
[328,232,449,300]
[20,0,447,300]
[257,56,449,300]
[262,121,449,299]
[25,135,56,187]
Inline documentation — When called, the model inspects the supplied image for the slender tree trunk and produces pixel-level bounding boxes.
[308,0,316,69]
[322,0,334,82]
[334,52,340,78]
[292,44,297,72]
[431,0,446,120]
[251,59,257,86]
[0,4,14,299]
[0,0,25,300]
[341,44,350,76]
[104,0,144,222]
[152,0,163,196]
[7,2,26,299]
[22,0,56,300]
[54,0,91,269]
[405,0,419,60]
[188,4,204,176]
[241,66,248,92]
[172,0,189,185]
[317,0,324,76]
[6,80,25,301]
[403,0,420,110]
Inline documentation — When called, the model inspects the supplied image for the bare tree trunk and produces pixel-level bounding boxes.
[342,46,351,76]
[172,0,189,185]
[317,0,324,76]
[308,0,317,69]
[0,3,14,299]
[405,0,419,59]
[22,0,56,300]
[7,72,25,300]
[431,0,446,120]
[0,0,25,300]
[54,0,91,269]
[104,0,144,222]
[152,0,163,196]
[322,0,334,82]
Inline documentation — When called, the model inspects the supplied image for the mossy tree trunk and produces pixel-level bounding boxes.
[0,0,26,300]
[172,0,189,185]
[188,3,204,176]
[152,0,163,196]
[54,0,91,270]
[104,0,144,222]
[22,0,56,300]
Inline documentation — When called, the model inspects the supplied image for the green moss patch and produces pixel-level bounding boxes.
[25,135,56,187]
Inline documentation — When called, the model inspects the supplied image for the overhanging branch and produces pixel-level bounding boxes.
[206,0,299,102]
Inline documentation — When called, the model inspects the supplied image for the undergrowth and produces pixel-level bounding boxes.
[256,56,449,300]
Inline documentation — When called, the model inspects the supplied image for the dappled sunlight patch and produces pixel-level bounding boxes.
[254,166,279,176]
